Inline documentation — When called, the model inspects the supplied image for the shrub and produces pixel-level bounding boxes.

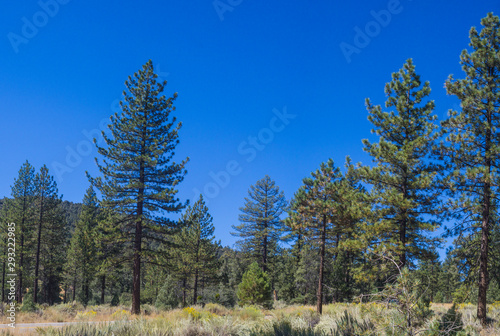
[332,310,376,336]
[439,303,464,336]
[204,303,229,316]
[111,293,120,306]
[237,262,273,309]
[120,292,132,306]
[20,292,37,312]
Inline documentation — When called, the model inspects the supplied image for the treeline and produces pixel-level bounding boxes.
[1,12,499,326]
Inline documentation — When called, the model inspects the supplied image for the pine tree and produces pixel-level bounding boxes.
[287,159,365,313]
[440,13,500,325]
[170,195,221,305]
[232,175,287,274]
[91,60,188,314]
[359,59,441,271]
[33,165,65,304]
[65,185,100,305]
[237,261,272,308]
[8,161,36,302]
[184,195,220,304]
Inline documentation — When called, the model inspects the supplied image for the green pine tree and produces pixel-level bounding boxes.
[287,159,366,313]
[440,13,500,325]
[90,60,188,314]
[359,59,441,273]
[6,161,36,302]
[65,185,100,306]
[170,195,221,305]
[33,165,66,304]
[237,261,272,308]
[232,175,287,275]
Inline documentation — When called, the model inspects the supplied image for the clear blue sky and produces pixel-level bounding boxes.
[1,1,498,254]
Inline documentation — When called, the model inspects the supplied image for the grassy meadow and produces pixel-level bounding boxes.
[1,302,500,335]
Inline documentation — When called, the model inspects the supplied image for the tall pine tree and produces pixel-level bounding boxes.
[232,175,287,274]
[65,185,100,305]
[287,159,365,313]
[91,60,188,314]
[8,161,36,302]
[171,195,221,305]
[33,165,66,304]
[359,59,441,272]
[440,13,500,324]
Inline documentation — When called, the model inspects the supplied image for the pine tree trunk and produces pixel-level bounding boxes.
[63,284,67,303]
[317,214,326,314]
[132,214,142,314]
[132,153,145,315]
[101,275,106,304]
[263,234,268,273]
[33,195,44,304]
[193,270,198,305]
[400,177,408,269]
[182,277,187,307]
[85,281,90,305]
[478,133,492,325]
[477,107,493,325]
[17,196,27,303]
[72,272,76,302]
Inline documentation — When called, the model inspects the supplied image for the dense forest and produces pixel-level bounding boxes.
[1,12,499,330]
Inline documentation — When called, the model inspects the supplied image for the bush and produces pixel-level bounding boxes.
[120,292,132,307]
[439,303,464,336]
[332,310,376,336]
[20,292,37,312]
[111,293,120,306]
[237,262,273,309]
[204,303,229,316]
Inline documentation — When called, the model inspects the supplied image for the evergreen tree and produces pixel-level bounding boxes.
[8,161,36,302]
[237,261,272,308]
[287,159,365,313]
[91,60,188,314]
[171,195,221,305]
[33,165,65,304]
[65,185,100,305]
[440,13,500,325]
[232,175,287,274]
[216,247,245,307]
[359,59,441,271]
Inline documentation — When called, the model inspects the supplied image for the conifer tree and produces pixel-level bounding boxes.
[359,59,441,271]
[237,261,272,308]
[65,185,100,305]
[232,175,287,274]
[287,159,365,313]
[171,195,221,305]
[33,165,64,304]
[91,60,188,314]
[440,13,500,324]
[7,161,36,302]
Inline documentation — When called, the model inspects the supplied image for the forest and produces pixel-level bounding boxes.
[0,12,499,336]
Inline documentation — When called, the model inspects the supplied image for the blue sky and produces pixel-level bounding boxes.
[1,0,498,255]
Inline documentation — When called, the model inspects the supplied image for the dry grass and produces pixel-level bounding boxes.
[0,302,499,335]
